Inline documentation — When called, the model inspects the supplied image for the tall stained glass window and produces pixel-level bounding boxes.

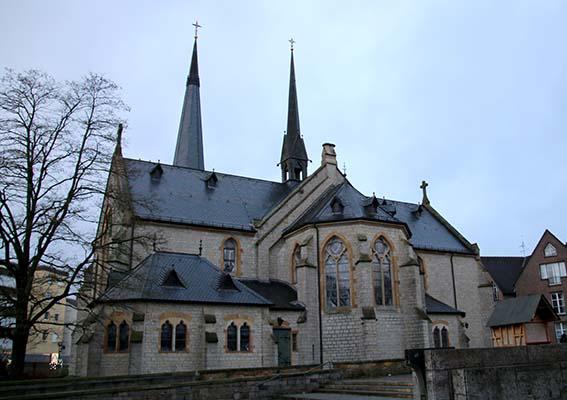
[324,237,351,308]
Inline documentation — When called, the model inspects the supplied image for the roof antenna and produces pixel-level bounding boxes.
[342,162,347,176]
[199,239,203,256]
[520,238,526,257]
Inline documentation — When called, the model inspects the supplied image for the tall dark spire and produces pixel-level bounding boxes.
[280,39,309,182]
[173,22,204,170]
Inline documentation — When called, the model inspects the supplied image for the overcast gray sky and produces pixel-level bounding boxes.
[2,1,566,256]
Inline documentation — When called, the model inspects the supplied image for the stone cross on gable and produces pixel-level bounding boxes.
[420,180,430,205]
[193,20,202,39]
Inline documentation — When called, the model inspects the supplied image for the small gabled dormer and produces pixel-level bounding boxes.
[363,193,379,215]
[330,196,344,215]
[412,203,424,218]
[150,162,163,182]
[162,269,184,288]
[205,171,218,190]
[217,272,240,291]
[380,198,396,216]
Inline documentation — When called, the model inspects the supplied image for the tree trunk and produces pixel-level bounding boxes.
[10,315,30,378]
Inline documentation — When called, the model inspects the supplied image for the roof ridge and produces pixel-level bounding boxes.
[153,250,200,257]
[124,157,287,186]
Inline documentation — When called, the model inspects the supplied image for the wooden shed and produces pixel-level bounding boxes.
[487,294,558,347]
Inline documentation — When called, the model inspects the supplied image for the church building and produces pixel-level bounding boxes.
[70,33,495,376]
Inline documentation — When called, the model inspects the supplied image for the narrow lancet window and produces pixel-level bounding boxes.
[161,320,173,351]
[106,321,117,352]
[240,322,250,351]
[175,321,187,351]
[227,322,237,351]
[223,239,237,273]
[372,237,393,306]
[441,327,449,348]
[118,321,129,351]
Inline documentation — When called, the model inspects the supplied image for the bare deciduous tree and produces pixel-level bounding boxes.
[0,69,129,377]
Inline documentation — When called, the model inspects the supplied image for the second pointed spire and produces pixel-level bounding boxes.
[280,40,309,182]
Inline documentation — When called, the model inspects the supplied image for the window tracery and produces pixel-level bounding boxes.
[372,237,393,306]
[324,237,351,308]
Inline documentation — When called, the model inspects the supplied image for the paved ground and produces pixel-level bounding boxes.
[282,394,407,400]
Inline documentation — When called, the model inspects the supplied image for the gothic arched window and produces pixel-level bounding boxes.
[240,322,250,351]
[223,239,237,273]
[372,237,393,306]
[324,237,351,308]
[433,326,441,348]
[106,321,117,352]
[441,327,449,348]
[175,321,187,351]
[160,320,173,352]
[118,321,129,352]
[227,322,238,352]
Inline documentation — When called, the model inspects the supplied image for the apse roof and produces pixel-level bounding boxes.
[285,181,473,254]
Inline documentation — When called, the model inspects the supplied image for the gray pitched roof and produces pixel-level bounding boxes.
[125,159,297,231]
[124,158,473,254]
[486,294,558,327]
[284,182,406,234]
[425,294,465,316]
[285,181,473,254]
[240,279,304,311]
[99,252,272,306]
[481,256,528,296]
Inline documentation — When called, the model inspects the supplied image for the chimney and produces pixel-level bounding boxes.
[321,143,337,166]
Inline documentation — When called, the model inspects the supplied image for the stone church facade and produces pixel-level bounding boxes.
[70,37,494,376]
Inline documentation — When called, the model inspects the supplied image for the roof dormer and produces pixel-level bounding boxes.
[162,269,184,288]
[362,193,379,215]
[205,171,218,189]
[150,162,163,182]
[330,196,344,215]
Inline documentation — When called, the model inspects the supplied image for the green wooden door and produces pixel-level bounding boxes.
[273,328,291,367]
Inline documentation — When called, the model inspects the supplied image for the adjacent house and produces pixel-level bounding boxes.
[483,230,567,343]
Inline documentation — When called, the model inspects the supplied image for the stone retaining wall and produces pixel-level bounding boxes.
[418,345,567,400]
[0,367,340,400]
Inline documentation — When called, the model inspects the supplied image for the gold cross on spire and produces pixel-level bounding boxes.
[193,20,202,39]
[289,37,295,51]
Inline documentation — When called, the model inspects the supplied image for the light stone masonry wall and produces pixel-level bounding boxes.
[78,302,312,376]
[131,223,257,278]
[419,251,492,348]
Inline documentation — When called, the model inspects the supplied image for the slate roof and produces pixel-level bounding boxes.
[285,182,404,233]
[481,256,528,296]
[425,294,465,316]
[124,159,298,232]
[99,252,272,307]
[124,159,473,254]
[240,279,305,311]
[486,294,558,327]
[285,181,473,254]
